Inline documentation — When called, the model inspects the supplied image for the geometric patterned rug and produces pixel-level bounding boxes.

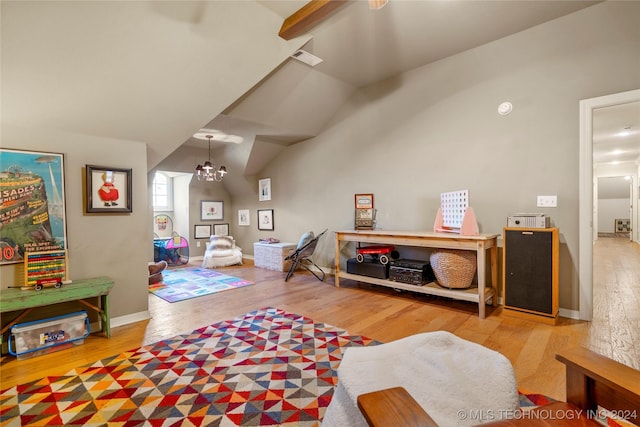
[148,267,254,303]
[0,307,378,426]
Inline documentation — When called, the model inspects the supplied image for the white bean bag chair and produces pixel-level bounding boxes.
[202,235,243,268]
[322,331,518,427]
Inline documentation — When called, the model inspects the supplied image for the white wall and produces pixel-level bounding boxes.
[232,1,640,312]
[1,126,151,320]
[598,199,630,233]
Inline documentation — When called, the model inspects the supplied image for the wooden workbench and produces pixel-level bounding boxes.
[335,230,499,319]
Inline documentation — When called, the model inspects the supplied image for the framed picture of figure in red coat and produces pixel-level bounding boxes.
[85,165,132,213]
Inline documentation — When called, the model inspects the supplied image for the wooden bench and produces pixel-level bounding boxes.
[357,346,640,426]
[0,276,114,346]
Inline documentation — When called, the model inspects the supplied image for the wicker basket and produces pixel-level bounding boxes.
[429,249,477,289]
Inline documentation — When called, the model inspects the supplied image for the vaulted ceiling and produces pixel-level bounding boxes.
[7,0,632,183]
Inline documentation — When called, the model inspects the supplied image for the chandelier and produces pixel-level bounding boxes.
[196,135,227,182]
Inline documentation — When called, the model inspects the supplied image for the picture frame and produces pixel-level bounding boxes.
[257,209,274,231]
[259,178,271,201]
[238,209,250,226]
[194,224,211,239]
[201,200,223,221]
[0,148,68,264]
[214,223,229,236]
[86,165,132,213]
[355,193,374,209]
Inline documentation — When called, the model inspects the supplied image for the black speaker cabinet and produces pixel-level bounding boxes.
[503,227,559,324]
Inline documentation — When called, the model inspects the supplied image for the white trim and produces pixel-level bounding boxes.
[110,310,151,329]
[579,89,640,321]
[559,308,580,320]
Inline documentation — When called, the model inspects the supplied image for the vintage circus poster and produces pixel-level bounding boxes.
[0,148,67,265]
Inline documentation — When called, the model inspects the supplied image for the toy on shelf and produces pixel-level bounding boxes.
[356,244,399,265]
[14,250,68,290]
[354,193,376,230]
[433,189,479,236]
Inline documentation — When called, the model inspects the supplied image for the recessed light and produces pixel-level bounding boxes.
[498,102,513,116]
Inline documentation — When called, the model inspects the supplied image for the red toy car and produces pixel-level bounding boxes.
[356,245,399,265]
[32,279,63,291]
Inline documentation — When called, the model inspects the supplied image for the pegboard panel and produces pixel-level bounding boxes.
[440,190,469,228]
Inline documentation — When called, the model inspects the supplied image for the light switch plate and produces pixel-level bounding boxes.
[537,195,557,207]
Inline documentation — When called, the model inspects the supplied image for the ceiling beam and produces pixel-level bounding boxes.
[279,0,349,40]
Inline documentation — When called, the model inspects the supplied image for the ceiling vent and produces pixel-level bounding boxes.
[291,50,323,67]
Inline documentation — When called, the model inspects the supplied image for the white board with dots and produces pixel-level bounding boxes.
[440,190,469,229]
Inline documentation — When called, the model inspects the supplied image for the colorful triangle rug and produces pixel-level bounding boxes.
[0,307,378,426]
[149,266,254,303]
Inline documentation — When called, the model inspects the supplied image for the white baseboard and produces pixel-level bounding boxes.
[559,308,580,320]
[110,310,151,329]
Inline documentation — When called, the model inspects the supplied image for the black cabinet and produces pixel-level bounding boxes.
[503,228,559,324]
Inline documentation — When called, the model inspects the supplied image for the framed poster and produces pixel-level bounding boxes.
[259,178,271,201]
[214,223,229,236]
[0,148,68,265]
[201,200,223,221]
[238,209,250,226]
[257,209,274,231]
[86,165,132,213]
[194,224,211,239]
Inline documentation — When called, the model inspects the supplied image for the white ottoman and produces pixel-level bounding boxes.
[322,331,518,427]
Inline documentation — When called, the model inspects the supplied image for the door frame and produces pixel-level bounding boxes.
[579,89,640,321]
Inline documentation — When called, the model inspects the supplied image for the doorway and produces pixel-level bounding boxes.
[579,89,640,321]
[596,176,632,240]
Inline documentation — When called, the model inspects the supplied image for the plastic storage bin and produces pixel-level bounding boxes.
[8,311,90,360]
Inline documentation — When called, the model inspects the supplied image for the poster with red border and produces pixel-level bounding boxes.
[0,148,67,265]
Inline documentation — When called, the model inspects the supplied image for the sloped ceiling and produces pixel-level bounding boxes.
[4,0,611,179]
[1,1,311,169]
[185,0,603,177]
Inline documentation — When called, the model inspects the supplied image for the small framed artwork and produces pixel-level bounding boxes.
[201,200,223,221]
[86,165,132,213]
[238,209,250,226]
[257,209,274,231]
[355,193,374,209]
[259,178,271,201]
[194,224,211,239]
[214,223,229,236]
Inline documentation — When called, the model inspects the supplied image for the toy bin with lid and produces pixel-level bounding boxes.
[8,311,90,360]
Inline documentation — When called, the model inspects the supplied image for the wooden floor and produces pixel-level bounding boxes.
[2,236,639,404]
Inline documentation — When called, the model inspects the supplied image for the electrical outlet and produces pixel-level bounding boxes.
[537,195,557,208]
[197,241,201,247]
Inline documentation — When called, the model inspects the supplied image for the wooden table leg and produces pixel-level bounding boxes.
[477,241,486,319]
[335,233,341,288]
[101,294,111,338]
[490,244,498,306]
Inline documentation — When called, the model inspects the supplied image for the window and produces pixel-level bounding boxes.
[152,171,173,211]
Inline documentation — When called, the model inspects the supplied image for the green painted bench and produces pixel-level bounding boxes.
[0,276,114,345]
